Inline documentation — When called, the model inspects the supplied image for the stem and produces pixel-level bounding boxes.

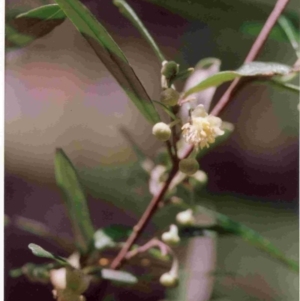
[110,164,178,269]
[211,0,290,116]
[109,0,289,273]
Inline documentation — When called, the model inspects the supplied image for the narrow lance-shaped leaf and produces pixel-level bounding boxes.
[55,148,95,254]
[182,61,293,99]
[53,0,160,124]
[113,0,165,62]
[6,4,66,49]
[195,206,299,273]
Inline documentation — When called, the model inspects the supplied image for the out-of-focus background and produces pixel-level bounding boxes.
[5,0,299,300]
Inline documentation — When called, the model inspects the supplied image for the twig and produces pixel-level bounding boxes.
[109,0,289,272]
[211,0,290,117]
[110,165,178,269]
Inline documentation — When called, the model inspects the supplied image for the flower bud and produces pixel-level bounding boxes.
[160,88,180,106]
[179,158,199,175]
[161,61,179,79]
[152,122,171,141]
[66,268,89,294]
[176,209,195,226]
[161,224,180,245]
[159,272,178,287]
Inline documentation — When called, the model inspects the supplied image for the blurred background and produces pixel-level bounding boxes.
[5,0,299,300]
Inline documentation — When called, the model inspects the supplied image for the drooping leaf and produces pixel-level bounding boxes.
[53,0,160,124]
[6,4,65,49]
[113,0,165,62]
[101,268,138,284]
[194,206,299,273]
[55,148,95,254]
[182,61,293,99]
[28,243,68,265]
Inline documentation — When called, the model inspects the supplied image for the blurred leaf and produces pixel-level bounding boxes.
[182,61,293,99]
[28,243,68,264]
[14,216,75,253]
[55,148,95,254]
[241,22,288,42]
[6,4,65,49]
[113,0,165,62]
[278,15,300,58]
[101,268,138,284]
[195,206,299,273]
[93,229,115,250]
[54,0,160,124]
[10,263,53,283]
[102,225,132,241]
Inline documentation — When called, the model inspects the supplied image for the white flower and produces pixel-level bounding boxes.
[161,224,180,245]
[176,209,195,226]
[181,105,224,149]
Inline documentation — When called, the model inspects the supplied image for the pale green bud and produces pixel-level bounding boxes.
[179,158,199,175]
[160,88,180,106]
[159,272,178,287]
[152,122,171,141]
[161,61,179,79]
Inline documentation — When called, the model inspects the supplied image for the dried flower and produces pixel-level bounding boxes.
[181,105,224,149]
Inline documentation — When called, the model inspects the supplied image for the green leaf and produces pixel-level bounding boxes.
[28,243,68,264]
[101,268,138,284]
[6,4,65,49]
[182,61,293,99]
[195,206,299,273]
[102,225,132,241]
[53,0,160,124]
[278,15,300,58]
[113,0,165,62]
[55,148,94,254]
[241,22,289,43]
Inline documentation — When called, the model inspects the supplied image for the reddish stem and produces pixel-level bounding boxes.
[211,0,290,117]
[109,0,290,271]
